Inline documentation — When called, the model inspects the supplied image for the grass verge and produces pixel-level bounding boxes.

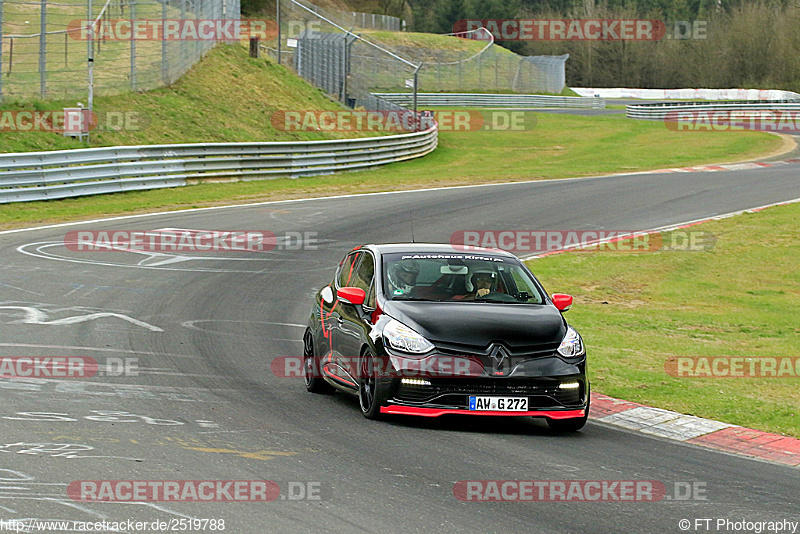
[0,112,783,229]
[527,202,800,437]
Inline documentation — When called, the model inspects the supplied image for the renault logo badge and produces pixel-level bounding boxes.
[488,344,510,375]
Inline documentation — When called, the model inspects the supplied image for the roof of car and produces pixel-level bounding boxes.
[364,243,518,259]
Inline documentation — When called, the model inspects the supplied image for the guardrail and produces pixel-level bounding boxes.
[627,100,800,120]
[372,93,605,109]
[0,127,438,203]
[573,87,800,101]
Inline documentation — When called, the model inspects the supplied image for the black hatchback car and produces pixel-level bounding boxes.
[303,244,589,431]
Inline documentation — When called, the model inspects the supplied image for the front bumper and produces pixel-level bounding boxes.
[380,405,586,418]
[378,373,588,418]
[376,345,587,418]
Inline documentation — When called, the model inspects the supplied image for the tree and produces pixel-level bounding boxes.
[434,0,466,34]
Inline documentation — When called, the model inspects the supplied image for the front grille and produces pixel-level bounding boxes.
[434,341,559,359]
[395,378,583,407]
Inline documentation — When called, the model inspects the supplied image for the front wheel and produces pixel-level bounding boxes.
[547,393,590,433]
[358,350,386,420]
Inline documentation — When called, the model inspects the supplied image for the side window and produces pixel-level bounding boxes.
[337,252,360,288]
[352,253,376,309]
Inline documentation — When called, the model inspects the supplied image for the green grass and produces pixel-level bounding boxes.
[0,110,782,229]
[527,203,800,437]
[0,45,377,153]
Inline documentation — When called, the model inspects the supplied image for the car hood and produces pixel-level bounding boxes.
[383,301,567,352]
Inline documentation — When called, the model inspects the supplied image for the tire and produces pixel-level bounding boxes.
[304,331,333,394]
[547,391,590,433]
[358,349,386,420]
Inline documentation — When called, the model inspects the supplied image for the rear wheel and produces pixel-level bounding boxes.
[358,349,386,420]
[304,331,333,394]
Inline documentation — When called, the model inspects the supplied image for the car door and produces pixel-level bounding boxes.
[336,251,376,385]
[319,251,359,363]
[319,250,360,388]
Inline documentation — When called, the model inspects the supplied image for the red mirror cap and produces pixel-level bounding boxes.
[551,293,573,312]
[338,287,366,306]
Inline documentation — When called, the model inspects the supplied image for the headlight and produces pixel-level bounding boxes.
[557,326,585,357]
[383,319,434,354]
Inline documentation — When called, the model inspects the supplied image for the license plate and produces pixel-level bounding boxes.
[469,396,528,411]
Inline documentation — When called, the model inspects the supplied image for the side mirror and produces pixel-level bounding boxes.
[551,293,573,312]
[338,287,366,306]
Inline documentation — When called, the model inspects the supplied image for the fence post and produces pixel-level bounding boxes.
[339,35,345,102]
[88,0,94,111]
[130,0,136,90]
[39,0,46,97]
[277,0,281,64]
[495,50,499,88]
[180,0,186,79]
[161,0,167,84]
[0,0,4,101]
[477,51,481,89]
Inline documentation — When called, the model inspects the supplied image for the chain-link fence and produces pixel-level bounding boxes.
[269,0,566,109]
[0,0,241,102]
[415,48,568,94]
[271,0,420,128]
[286,0,403,32]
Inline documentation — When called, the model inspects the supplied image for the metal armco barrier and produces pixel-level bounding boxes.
[626,100,800,120]
[372,93,605,109]
[0,127,438,203]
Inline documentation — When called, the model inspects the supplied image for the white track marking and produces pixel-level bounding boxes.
[0,306,163,332]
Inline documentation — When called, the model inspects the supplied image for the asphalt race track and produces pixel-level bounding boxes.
[1,165,800,533]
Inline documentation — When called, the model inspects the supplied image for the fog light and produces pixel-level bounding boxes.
[559,381,580,390]
[401,378,431,386]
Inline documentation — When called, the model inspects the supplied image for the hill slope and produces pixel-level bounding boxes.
[0,45,371,153]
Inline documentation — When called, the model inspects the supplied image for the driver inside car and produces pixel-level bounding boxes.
[388,260,420,296]
[454,269,497,300]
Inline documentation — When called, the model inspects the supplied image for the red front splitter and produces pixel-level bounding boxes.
[380,405,586,418]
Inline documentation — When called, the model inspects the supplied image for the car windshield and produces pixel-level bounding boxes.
[382,252,545,304]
